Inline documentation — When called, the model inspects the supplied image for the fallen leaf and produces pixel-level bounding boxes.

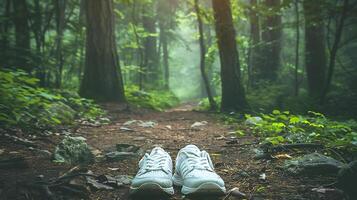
[273,154,292,159]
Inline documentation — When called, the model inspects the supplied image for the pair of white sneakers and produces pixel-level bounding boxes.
[130,145,226,197]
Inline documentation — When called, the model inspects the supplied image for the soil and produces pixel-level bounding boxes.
[0,103,339,200]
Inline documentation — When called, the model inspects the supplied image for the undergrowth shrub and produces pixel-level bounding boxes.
[0,70,104,130]
[125,85,180,110]
[198,96,221,111]
[245,110,357,151]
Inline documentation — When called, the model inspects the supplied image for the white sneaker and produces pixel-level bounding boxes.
[130,147,174,196]
[172,145,226,196]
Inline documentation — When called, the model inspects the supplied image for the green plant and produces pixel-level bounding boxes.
[198,96,221,111]
[125,85,180,110]
[0,70,105,130]
[245,110,357,151]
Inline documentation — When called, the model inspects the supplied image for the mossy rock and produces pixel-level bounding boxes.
[48,102,76,124]
[53,136,94,165]
[284,153,344,175]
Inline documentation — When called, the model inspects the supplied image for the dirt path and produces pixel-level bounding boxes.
[0,104,335,200]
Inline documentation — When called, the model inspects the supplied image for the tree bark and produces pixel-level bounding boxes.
[303,0,327,99]
[80,0,125,102]
[12,0,32,72]
[160,26,170,90]
[294,0,300,96]
[248,0,261,87]
[194,0,217,110]
[212,0,248,112]
[142,3,159,88]
[0,0,11,68]
[321,0,349,103]
[55,0,67,88]
[259,0,282,81]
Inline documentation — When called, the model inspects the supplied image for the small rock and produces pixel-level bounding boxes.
[253,148,269,159]
[259,173,266,181]
[133,137,146,141]
[99,117,111,124]
[53,136,94,165]
[165,125,172,130]
[120,127,134,132]
[123,120,138,126]
[233,171,250,180]
[138,121,157,128]
[191,121,208,129]
[0,149,4,155]
[114,175,132,185]
[311,187,346,200]
[105,144,141,162]
[245,116,263,125]
[108,167,119,171]
[283,153,344,175]
[106,152,137,162]
[337,160,357,199]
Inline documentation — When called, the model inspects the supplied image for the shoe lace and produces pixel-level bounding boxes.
[181,151,214,177]
[140,153,169,174]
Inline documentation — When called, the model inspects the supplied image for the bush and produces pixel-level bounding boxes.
[125,85,180,110]
[0,69,104,130]
[245,110,357,151]
[198,96,221,111]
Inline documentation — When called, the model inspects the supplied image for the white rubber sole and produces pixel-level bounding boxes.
[172,173,226,196]
[130,182,174,196]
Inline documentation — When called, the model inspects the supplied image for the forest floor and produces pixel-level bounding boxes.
[0,103,338,200]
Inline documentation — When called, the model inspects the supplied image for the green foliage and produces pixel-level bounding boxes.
[126,86,180,111]
[245,110,357,151]
[198,96,221,111]
[0,70,104,130]
[246,83,288,112]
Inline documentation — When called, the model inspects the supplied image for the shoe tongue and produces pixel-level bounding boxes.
[150,147,166,156]
[183,145,201,157]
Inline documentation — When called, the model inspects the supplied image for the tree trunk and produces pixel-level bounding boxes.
[157,0,176,90]
[12,0,31,72]
[160,25,170,90]
[294,0,300,96]
[303,0,327,99]
[248,0,261,87]
[0,0,11,68]
[142,4,159,88]
[80,0,125,102]
[195,0,217,110]
[55,0,67,88]
[321,0,349,103]
[131,0,144,90]
[259,0,282,81]
[212,0,248,112]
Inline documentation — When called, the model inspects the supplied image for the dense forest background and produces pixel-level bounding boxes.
[1,0,357,116]
[1,1,357,199]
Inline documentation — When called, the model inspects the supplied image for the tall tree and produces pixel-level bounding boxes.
[248,0,261,87]
[142,2,159,88]
[212,0,248,111]
[54,0,67,88]
[194,0,217,110]
[294,0,300,96]
[321,0,349,102]
[0,0,11,68]
[12,0,31,72]
[303,0,327,99]
[80,0,125,102]
[259,0,282,81]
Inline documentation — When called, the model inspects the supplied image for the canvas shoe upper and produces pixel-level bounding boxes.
[173,145,226,195]
[130,147,174,195]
